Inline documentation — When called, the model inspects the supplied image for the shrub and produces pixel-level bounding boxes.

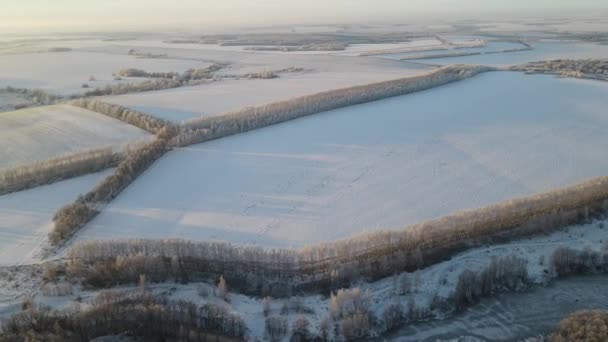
[551,310,608,342]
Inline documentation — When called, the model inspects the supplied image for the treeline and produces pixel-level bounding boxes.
[0,147,121,196]
[65,174,608,295]
[551,310,608,342]
[51,137,172,244]
[3,86,61,107]
[173,65,492,147]
[71,99,174,135]
[83,64,227,97]
[0,292,246,341]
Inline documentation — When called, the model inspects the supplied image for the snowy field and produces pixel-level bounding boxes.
[0,104,151,168]
[103,68,433,122]
[73,72,608,247]
[0,170,112,266]
[0,51,211,95]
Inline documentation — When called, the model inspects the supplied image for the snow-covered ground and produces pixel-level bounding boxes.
[73,72,608,247]
[0,51,211,95]
[0,104,151,168]
[103,68,433,122]
[0,170,112,266]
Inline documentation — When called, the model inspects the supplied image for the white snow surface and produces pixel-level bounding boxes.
[0,51,211,95]
[0,104,151,169]
[0,170,113,266]
[73,72,608,247]
[103,69,432,122]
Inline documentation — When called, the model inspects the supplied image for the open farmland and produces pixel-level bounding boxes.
[0,104,150,168]
[72,72,608,248]
[0,170,112,266]
[103,65,433,122]
[0,51,211,96]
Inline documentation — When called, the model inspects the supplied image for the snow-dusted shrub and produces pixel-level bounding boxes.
[339,312,371,340]
[551,310,608,342]
[41,282,73,296]
[290,316,311,342]
[329,288,371,320]
[381,303,404,332]
[452,255,529,310]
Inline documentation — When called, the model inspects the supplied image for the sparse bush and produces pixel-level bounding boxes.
[263,296,272,317]
[42,282,73,296]
[319,316,332,341]
[381,303,404,332]
[265,316,288,342]
[290,316,311,342]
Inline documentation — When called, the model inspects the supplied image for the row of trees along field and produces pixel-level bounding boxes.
[51,132,175,244]
[0,147,121,196]
[71,99,175,135]
[0,292,246,341]
[82,64,227,97]
[6,247,606,341]
[172,65,493,147]
[64,174,608,295]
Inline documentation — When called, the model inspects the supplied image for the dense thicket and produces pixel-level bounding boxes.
[71,99,174,135]
[0,147,120,195]
[550,244,608,277]
[0,292,246,341]
[51,137,172,244]
[451,256,529,310]
[551,310,608,342]
[172,65,493,147]
[66,173,608,294]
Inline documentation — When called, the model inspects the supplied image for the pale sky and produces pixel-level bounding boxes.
[2,0,608,33]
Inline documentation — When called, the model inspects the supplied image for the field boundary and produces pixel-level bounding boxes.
[67,174,608,295]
